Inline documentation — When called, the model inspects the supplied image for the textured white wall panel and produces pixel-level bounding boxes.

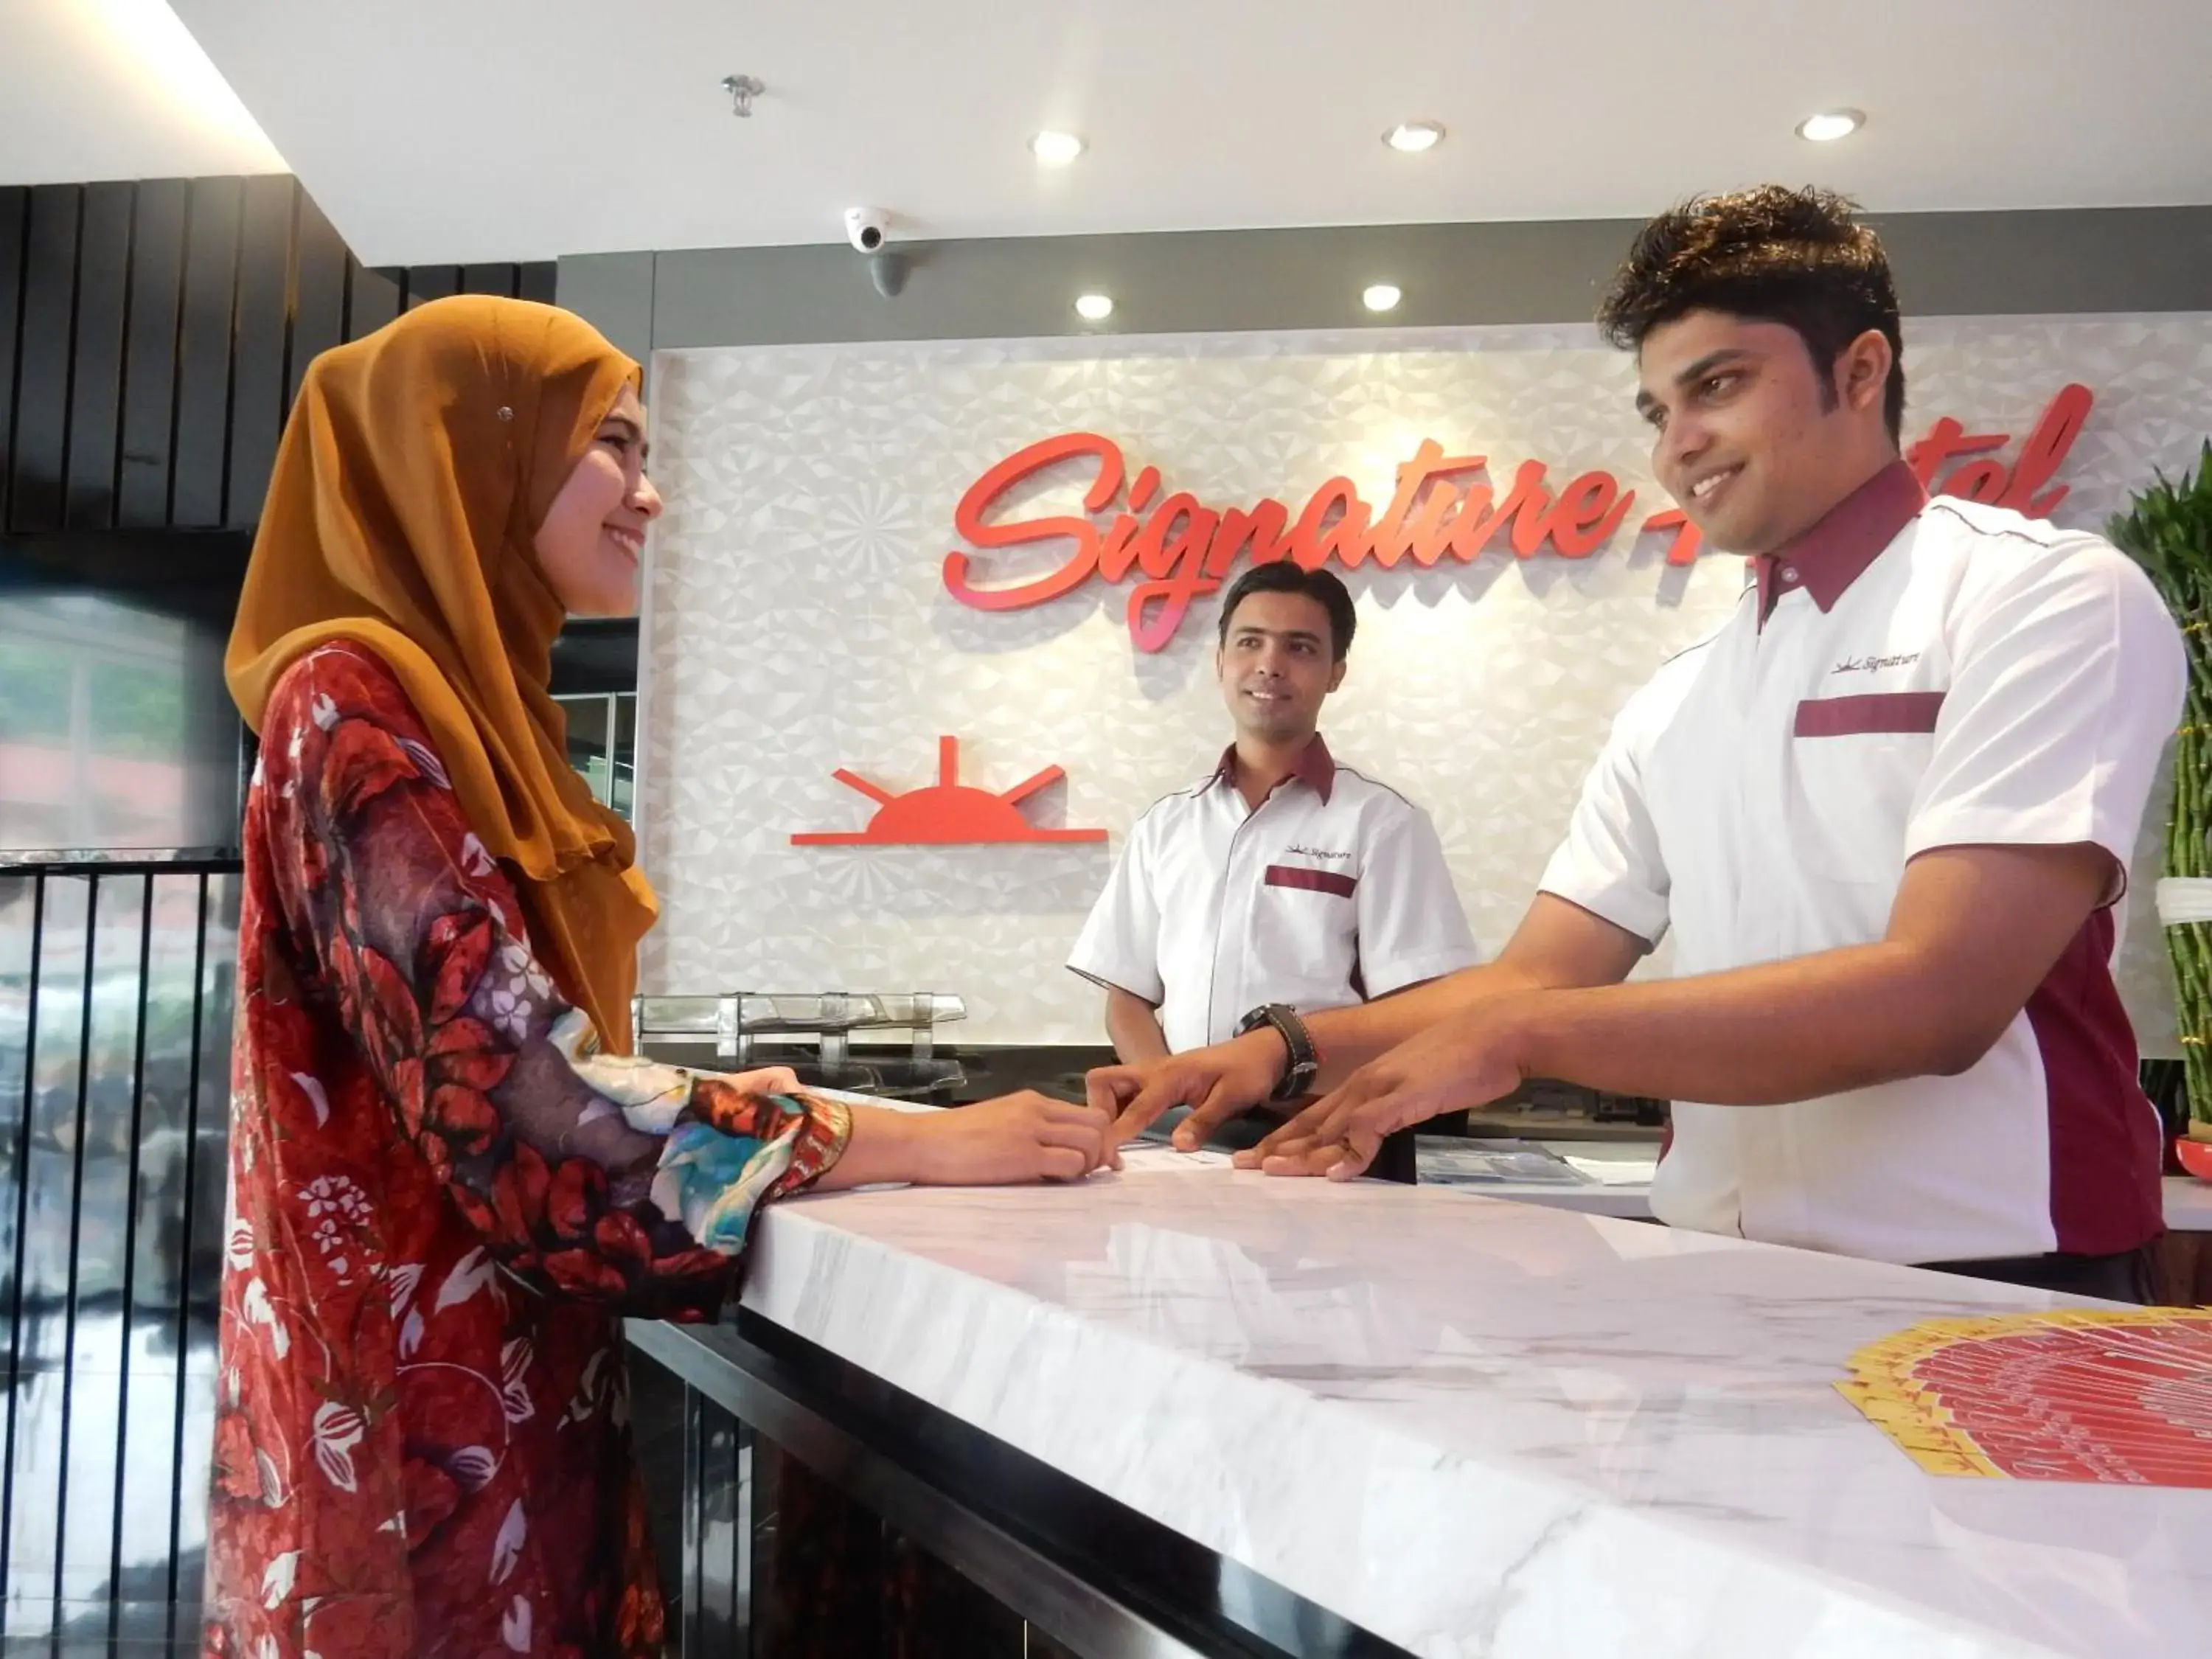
[640,318,2212,1048]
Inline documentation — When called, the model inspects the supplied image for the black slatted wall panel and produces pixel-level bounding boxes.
[115,182,188,531]
[0,175,557,535]
[285,194,349,412]
[10,187,79,534]
[63,184,132,532]
[167,177,240,530]
[0,191,24,531]
[223,176,295,531]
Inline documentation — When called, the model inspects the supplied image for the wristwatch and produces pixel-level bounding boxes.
[1237,1003,1322,1101]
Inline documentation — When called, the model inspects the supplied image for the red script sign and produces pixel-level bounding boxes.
[942,384,2096,652]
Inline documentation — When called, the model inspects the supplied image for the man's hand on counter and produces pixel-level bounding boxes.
[1237,1002,1530,1180]
[1082,899,1649,1158]
[1085,1028,1288,1150]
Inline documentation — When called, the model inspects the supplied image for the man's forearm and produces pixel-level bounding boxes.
[1507,941,1986,1105]
[1306,959,1544,1087]
[1105,991,1172,1065]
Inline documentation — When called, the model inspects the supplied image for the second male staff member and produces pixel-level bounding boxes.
[1068,562,1478,1065]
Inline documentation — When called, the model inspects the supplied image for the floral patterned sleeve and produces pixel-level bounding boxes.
[258,642,852,1320]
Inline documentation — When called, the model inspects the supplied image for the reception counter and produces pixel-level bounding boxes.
[633,1144,2212,1659]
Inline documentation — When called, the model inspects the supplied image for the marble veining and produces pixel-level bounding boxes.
[739,1149,2212,1658]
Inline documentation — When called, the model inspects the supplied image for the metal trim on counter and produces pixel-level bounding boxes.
[628,1314,1414,1659]
[635,992,967,1068]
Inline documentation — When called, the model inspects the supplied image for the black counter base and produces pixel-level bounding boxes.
[629,1314,1414,1659]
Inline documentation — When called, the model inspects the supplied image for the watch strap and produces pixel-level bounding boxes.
[1239,1003,1321,1101]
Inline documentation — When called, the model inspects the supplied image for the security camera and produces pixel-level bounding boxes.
[844,207,890,253]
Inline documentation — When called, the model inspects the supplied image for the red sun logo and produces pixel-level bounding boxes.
[790,737,1108,846]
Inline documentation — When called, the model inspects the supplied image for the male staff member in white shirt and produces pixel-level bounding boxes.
[1090,187,2185,1301]
[1068,561,1477,1092]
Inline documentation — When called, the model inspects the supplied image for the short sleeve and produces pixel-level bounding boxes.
[1537,688,1673,947]
[1905,529,2185,890]
[1352,804,1481,995]
[1067,813,1166,1004]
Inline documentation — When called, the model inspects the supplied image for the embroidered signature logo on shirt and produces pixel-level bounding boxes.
[1283,844,1352,862]
[1832,652,1921,676]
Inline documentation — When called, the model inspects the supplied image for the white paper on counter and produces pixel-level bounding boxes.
[1562,1154,1658,1186]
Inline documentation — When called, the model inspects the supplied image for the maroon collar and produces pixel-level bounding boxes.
[1211,733,1337,804]
[1753,460,1927,625]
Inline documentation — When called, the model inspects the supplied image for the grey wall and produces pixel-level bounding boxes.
[559,207,2212,355]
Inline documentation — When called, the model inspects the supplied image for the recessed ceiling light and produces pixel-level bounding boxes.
[1362,283,1402,313]
[1383,121,1446,153]
[1796,109,1865,143]
[1032,130,1086,167]
[1075,293,1114,321]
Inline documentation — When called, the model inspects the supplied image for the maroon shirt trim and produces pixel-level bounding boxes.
[1793,691,1947,737]
[2026,907,2164,1254]
[1210,733,1338,804]
[1265,864,1357,898]
[1754,460,1928,625]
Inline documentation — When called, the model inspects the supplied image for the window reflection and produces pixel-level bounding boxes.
[555,692,637,820]
[0,594,243,854]
[0,532,253,858]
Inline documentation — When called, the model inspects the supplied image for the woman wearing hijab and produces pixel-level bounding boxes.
[207,296,1112,1658]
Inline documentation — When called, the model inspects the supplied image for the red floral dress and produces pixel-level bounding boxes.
[204,642,851,1659]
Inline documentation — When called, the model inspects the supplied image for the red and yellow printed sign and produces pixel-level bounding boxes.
[1837,1307,2212,1486]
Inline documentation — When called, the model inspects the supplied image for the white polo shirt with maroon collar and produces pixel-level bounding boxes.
[1539,460,2185,1265]
[1069,735,1479,1052]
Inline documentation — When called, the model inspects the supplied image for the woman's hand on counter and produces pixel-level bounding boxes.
[915,1092,1122,1184]
[817,1093,1121,1191]
[726,1065,801,1096]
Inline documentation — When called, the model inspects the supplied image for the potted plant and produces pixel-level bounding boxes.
[2110,442,2212,1168]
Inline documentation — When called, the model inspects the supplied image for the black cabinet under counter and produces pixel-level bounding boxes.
[630,1313,1415,1659]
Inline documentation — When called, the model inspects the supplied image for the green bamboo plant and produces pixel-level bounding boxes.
[2109,442,2212,1138]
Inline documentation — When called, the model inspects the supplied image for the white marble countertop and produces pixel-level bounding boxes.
[740,1144,2212,1659]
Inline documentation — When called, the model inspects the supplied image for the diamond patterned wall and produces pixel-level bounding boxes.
[640,317,2212,1048]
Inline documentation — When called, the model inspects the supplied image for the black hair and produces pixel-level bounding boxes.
[1217,561,1356,660]
[1597,185,1905,443]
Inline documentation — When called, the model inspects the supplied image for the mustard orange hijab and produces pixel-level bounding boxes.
[226,295,656,1051]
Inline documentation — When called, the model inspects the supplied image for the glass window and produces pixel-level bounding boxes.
[554,692,636,819]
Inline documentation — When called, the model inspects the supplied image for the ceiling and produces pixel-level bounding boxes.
[0,0,284,186]
[12,2,2212,266]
